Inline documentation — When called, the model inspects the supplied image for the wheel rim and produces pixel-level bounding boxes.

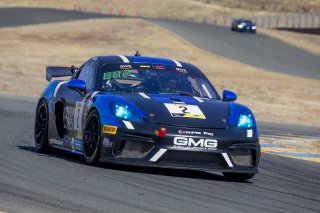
[83,115,99,158]
[35,104,47,145]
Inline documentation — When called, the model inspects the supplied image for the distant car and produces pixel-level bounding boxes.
[231,19,257,33]
[34,54,260,180]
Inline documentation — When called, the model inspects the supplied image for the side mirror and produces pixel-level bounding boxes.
[222,90,237,102]
[67,79,87,96]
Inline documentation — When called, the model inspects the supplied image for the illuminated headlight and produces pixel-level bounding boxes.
[110,102,142,122]
[252,26,257,30]
[237,24,244,29]
[237,112,254,128]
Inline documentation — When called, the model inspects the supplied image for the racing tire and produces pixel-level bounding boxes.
[34,99,50,153]
[83,109,101,165]
[223,172,255,181]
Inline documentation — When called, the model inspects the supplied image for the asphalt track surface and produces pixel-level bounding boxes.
[0,7,112,27]
[0,7,320,213]
[0,95,319,213]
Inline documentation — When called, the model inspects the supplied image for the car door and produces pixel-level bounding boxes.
[58,60,96,151]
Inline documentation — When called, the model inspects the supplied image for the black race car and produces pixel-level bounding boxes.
[231,19,257,33]
[34,54,260,180]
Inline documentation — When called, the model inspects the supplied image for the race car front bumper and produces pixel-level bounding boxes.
[100,124,261,173]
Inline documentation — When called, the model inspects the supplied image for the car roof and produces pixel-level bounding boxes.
[235,19,253,23]
[91,55,207,78]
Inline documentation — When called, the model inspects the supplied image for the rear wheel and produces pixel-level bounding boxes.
[223,172,255,181]
[34,99,49,152]
[83,109,101,165]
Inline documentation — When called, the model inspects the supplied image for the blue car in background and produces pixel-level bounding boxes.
[34,54,260,180]
[231,19,257,33]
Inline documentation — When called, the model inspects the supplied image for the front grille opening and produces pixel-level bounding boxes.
[116,140,155,159]
[159,151,226,168]
[230,149,254,166]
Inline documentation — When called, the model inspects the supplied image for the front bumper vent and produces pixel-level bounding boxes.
[230,149,254,166]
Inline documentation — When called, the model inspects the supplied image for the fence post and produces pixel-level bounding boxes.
[298,14,302,28]
[305,13,308,28]
[292,15,295,28]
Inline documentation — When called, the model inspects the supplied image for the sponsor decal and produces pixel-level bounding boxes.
[63,106,75,130]
[103,70,131,80]
[178,130,214,136]
[155,65,166,69]
[140,65,150,68]
[164,103,206,119]
[173,137,217,150]
[49,138,63,146]
[102,125,118,134]
[176,68,187,73]
[155,130,159,136]
[120,64,132,69]
[63,101,85,131]
[103,138,113,148]
[74,101,84,131]
[75,130,82,139]
[178,130,201,135]
[203,131,214,136]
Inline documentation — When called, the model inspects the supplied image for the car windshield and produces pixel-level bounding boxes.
[239,20,253,25]
[98,64,218,99]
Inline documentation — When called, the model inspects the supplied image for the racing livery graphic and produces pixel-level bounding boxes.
[34,55,260,180]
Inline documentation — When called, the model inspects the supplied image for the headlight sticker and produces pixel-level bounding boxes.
[164,103,206,119]
[122,120,135,130]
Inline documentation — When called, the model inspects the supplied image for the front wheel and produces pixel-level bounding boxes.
[223,172,255,181]
[83,109,101,165]
[34,99,49,152]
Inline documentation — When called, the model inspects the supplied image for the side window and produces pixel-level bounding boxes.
[77,61,95,92]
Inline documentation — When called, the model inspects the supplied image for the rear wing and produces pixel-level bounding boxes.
[46,65,78,81]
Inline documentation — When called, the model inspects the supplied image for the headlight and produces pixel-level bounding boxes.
[110,102,142,123]
[237,112,254,128]
[252,26,257,29]
[237,24,243,29]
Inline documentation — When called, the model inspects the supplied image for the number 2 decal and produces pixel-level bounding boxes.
[179,106,190,114]
[164,103,206,119]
